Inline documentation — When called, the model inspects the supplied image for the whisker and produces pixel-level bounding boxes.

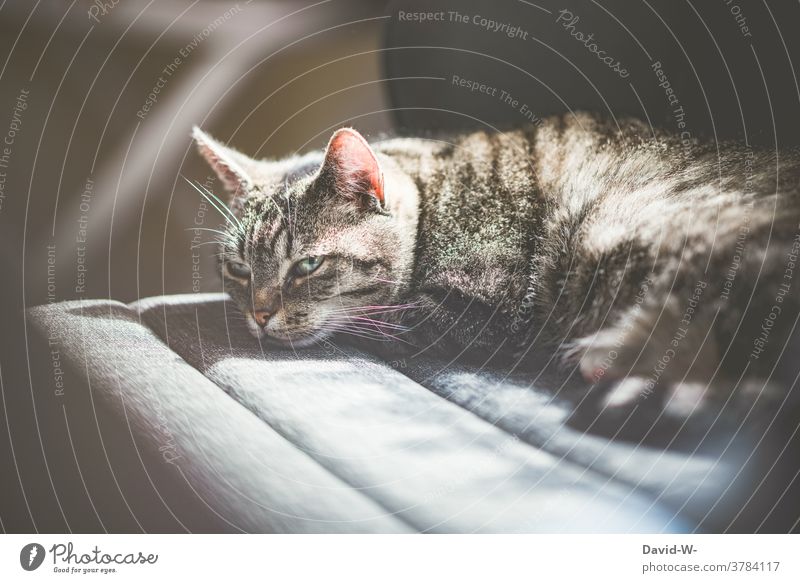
[324,321,407,343]
[333,315,409,331]
[372,277,403,285]
[322,326,390,343]
[193,178,245,232]
[328,300,420,312]
[191,240,233,249]
[322,320,389,336]
[185,227,237,240]
[182,176,245,233]
[327,304,419,317]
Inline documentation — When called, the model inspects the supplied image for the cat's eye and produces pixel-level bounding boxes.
[225,261,251,280]
[293,256,324,276]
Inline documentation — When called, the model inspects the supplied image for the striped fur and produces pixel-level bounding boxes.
[196,114,800,421]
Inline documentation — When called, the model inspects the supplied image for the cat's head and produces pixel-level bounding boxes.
[193,126,417,347]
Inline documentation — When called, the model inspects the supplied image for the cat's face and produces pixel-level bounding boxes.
[194,127,413,347]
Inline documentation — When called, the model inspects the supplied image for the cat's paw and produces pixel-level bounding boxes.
[575,330,643,384]
[568,376,717,443]
[571,292,719,388]
[600,376,708,418]
[569,374,790,444]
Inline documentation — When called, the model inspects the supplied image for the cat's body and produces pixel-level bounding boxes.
[195,113,800,419]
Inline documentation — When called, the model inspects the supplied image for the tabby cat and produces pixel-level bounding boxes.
[193,114,800,421]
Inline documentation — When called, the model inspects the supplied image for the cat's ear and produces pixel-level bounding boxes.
[319,128,384,209]
[192,126,254,198]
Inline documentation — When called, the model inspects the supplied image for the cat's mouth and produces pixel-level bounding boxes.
[240,309,328,348]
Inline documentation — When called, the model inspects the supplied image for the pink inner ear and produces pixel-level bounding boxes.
[197,144,243,192]
[327,129,384,204]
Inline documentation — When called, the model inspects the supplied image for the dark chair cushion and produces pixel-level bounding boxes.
[383,0,800,148]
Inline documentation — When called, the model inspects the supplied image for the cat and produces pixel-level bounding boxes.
[193,113,800,423]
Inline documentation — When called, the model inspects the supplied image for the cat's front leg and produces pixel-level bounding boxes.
[570,285,722,419]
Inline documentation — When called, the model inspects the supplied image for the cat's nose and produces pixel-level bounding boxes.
[253,310,274,328]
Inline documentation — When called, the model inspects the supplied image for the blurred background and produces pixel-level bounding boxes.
[0,0,393,308]
[3,0,799,311]
[2,0,800,532]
